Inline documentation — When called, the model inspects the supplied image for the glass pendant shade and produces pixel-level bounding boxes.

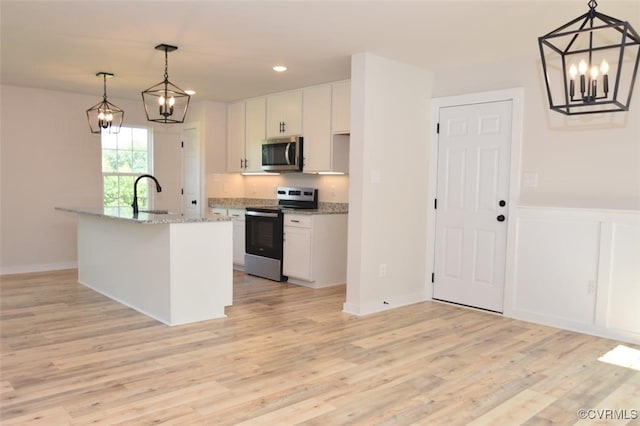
[141,44,191,124]
[86,72,124,134]
[538,0,640,115]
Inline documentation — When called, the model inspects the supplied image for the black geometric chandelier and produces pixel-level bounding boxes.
[86,72,124,134]
[538,0,640,115]
[141,43,191,124]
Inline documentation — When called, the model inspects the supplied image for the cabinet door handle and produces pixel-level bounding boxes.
[291,219,300,223]
[282,121,286,133]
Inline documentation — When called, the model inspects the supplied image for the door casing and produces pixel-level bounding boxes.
[426,88,524,315]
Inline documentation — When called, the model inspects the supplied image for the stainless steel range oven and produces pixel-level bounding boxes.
[244,186,318,282]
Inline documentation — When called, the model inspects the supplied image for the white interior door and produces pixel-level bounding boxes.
[433,100,512,312]
[182,125,201,216]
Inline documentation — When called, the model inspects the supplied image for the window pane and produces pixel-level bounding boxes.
[103,176,120,207]
[118,150,133,173]
[132,151,148,173]
[132,128,148,151]
[133,178,149,209]
[118,175,135,207]
[117,129,132,150]
[102,149,118,173]
[102,133,118,149]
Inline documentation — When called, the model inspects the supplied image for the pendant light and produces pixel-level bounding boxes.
[538,0,640,115]
[141,44,191,124]
[86,72,124,134]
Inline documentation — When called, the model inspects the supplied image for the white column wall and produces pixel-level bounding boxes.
[344,53,433,315]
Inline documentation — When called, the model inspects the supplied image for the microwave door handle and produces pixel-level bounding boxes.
[285,143,292,165]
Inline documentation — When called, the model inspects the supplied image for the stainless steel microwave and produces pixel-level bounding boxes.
[262,136,303,172]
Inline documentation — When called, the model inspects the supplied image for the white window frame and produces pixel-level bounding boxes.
[101,126,154,210]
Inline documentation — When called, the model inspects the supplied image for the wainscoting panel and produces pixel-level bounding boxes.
[506,206,640,344]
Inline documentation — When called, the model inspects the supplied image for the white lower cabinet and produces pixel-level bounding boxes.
[283,213,348,288]
[210,207,245,268]
[283,224,312,281]
[227,209,245,267]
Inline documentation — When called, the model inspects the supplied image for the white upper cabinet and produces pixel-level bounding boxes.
[226,101,246,173]
[244,97,266,172]
[226,97,265,173]
[228,80,349,174]
[302,84,332,173]
[331,80,351,134]
[266,91,303,138]
[302,81,350,174]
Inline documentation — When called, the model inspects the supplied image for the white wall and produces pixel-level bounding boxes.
[344,53,433,315]
[433,56,640,210]
[0,85,186,274]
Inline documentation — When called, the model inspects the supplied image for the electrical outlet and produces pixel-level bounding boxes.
[379,263,387,277]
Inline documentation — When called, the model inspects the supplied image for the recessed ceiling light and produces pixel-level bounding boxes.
[273,65,287,73]
[185,90,196,95]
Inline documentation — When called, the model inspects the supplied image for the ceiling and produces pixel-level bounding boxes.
[2,1,639,103]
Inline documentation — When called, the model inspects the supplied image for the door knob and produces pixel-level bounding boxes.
[497,214,505,222]
[191,200,197,205]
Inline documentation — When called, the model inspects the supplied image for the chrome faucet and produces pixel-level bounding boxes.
[132,174,162,214]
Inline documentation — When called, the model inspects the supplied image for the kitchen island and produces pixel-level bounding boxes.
[56,207,233,326]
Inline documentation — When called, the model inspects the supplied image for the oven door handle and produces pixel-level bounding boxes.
[246,211,279,218]
[284,143,291,165]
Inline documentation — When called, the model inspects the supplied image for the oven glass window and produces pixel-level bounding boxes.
[245,212,283,260]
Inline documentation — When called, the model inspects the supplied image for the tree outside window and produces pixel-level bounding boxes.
[102,127,152,210]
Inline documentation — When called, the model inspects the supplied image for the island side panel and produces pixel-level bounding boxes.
[77,215,172,324]
[169,221,233,325]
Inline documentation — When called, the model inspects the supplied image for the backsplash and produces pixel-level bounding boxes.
[206,173,349,203]
[208,197,348,213]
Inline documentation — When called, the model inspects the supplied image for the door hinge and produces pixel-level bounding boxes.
[436,123,440,134]
[431,273,435,283]
[434,198,437,209]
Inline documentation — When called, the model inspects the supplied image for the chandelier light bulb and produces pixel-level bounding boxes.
[590,66,599,79]
[169,96,175,107]
[578,60,588,75]
[600,59,610,75]
[569,64,578,79]
[159,96,165,105]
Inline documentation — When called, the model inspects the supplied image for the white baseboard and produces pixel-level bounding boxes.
[343,290,428,316]
[1,261,77,276]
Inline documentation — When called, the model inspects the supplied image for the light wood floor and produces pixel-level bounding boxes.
[1,269,638,425]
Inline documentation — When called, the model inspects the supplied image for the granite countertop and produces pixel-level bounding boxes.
[55,207,231,224]
[208,198,349,215]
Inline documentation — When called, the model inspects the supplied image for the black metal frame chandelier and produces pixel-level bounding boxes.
[538,0,640,115]
[141,43,191,124]
[86,72,124,134]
